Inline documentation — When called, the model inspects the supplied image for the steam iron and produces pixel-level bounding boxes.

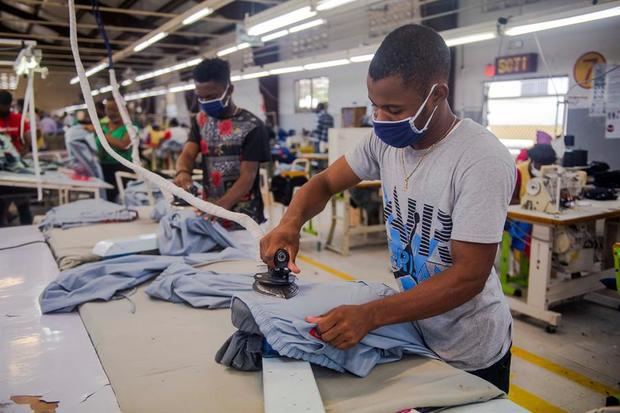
[253,249,299,299]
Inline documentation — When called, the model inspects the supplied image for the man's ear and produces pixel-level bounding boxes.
[433,83,449,104]
[228,83,235,95]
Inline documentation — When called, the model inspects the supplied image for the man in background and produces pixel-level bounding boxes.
[174,58,270,226]
[98,100,133,201]
[312,102,334,152]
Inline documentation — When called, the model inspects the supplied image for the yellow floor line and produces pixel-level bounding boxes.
[297,255,356,281]
[298,254,619,400]
[509,384,568,413]
[512,346,619,395]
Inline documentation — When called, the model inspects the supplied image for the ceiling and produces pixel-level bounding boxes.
[0,0,285,77]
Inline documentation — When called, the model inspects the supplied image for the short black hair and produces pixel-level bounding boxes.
[0,90,12,105]
[169,118,179,127]
[528,144,556,165]
[193,58,230,85]
[369,24,450,91]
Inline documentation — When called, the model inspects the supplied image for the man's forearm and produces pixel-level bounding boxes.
[176,151,194,173]
[280,174,333,230]
[364,267,488,328]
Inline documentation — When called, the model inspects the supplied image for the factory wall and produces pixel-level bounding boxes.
[453,16,620,168]
[14,72,80,113]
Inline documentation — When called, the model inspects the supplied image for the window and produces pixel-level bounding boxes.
[294,77,329,112]
[484,76,568,155]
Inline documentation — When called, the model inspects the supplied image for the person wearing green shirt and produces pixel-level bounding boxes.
[98,100,133,201]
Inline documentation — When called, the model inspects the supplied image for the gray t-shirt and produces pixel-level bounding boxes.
[345,118,515,371]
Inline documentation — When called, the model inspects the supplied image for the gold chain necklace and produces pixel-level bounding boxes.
[401,116,458,190]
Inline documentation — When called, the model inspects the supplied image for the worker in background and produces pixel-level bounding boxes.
[98,100,133,201]
[167,118,189,145]
[174,58,270,226]
[260,25,515,392]
[312,102,333,152]
[514,143,557,204]
[0,90,33,226]
[39,111,58,138]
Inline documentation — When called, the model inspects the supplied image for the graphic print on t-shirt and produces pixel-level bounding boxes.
[383,186,453,291]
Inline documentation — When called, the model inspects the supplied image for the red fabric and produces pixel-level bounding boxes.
[516,149,529,162]
[210,170,222,188]
[218,119,233,137]
[0,112,30,152]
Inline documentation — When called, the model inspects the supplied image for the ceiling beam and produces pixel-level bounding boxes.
[0,31,202,51]
[0,17,218,38]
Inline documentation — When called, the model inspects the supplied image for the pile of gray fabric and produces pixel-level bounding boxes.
[39,199,138,231]
[157,209,236,256]
[124,180,163,207]
[217,280,438,377]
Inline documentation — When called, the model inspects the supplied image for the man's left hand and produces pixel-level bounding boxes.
[306,304,375,350]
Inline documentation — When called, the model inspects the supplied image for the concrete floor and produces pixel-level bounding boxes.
[271,206,620,413]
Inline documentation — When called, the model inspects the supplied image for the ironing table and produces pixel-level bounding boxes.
[0,224,526,413]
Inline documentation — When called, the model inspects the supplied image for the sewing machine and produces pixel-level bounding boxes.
[521,165,587,214]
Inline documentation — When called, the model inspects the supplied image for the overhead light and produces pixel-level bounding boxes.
[444,32,496,47]
[169,83,195,93]
[121,79,133,86]
[186,58,202,66]
[99,85,113,93]
[261,30,289,42]
[182,7,213,26]
[237,42,251,51]
[241,71,270,80]
[289,19,325,33]
[349,53,374,63]
[247,6,316,36]
[64,103,87,112]
[316,0,357,12]
[91,90,100,96]
[134,32,168,52]
[269,66,305,75]
[70,62,107,84]
[506,6,620,36]
[217,45,240,57]
[304,59,350,70]
[231,75,242,82]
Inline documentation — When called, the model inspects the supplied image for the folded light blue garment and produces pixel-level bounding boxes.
[157,209,235,256]
[224,281,438,377]
[124,180,163,207]
[40,255,183,313]
[39,199,138,231]
[144,262,254,308]
[150,199,170,222]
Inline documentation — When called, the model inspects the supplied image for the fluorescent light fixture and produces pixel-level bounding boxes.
[241,71,270,80]
[121,79,133,86]
[182,7,213,25]
[237,42,251,51]
[91,90,100,96]
[444,32,496,47]
[186,58,202,66]
[506,6,620,36]
[169,83,195,93]
[304,59,350,70]
[269,66,305,75]
[349,53,374,62]
[289,18,326,33]
[247,6,316,36]
[170,62,190,71]
[231,75,242,82]
[217,45,240,57]
[261,30,289,42]
[99,85,113,93]
[317,0,357,11]
[64,103,87,112]
[134,32,168,52]
[70,62,107,84]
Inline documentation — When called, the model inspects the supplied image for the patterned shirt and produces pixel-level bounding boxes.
[315,110,334,142]
[188,109,270,225]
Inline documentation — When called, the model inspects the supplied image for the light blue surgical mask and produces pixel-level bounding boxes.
[372,84,438,148]
[198,85,230,118]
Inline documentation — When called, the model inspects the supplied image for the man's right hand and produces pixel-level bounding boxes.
[260,223,301,273]
[175,171,192,190]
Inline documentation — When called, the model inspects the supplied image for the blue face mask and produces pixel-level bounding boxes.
[372,84,438,148]
[198,85,230,118]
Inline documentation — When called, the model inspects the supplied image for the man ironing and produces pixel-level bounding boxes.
[175,58,270,225]
[260,25,515,392]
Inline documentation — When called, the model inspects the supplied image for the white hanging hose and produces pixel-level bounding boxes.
[67,0,265,266]
[25,73,42,200]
